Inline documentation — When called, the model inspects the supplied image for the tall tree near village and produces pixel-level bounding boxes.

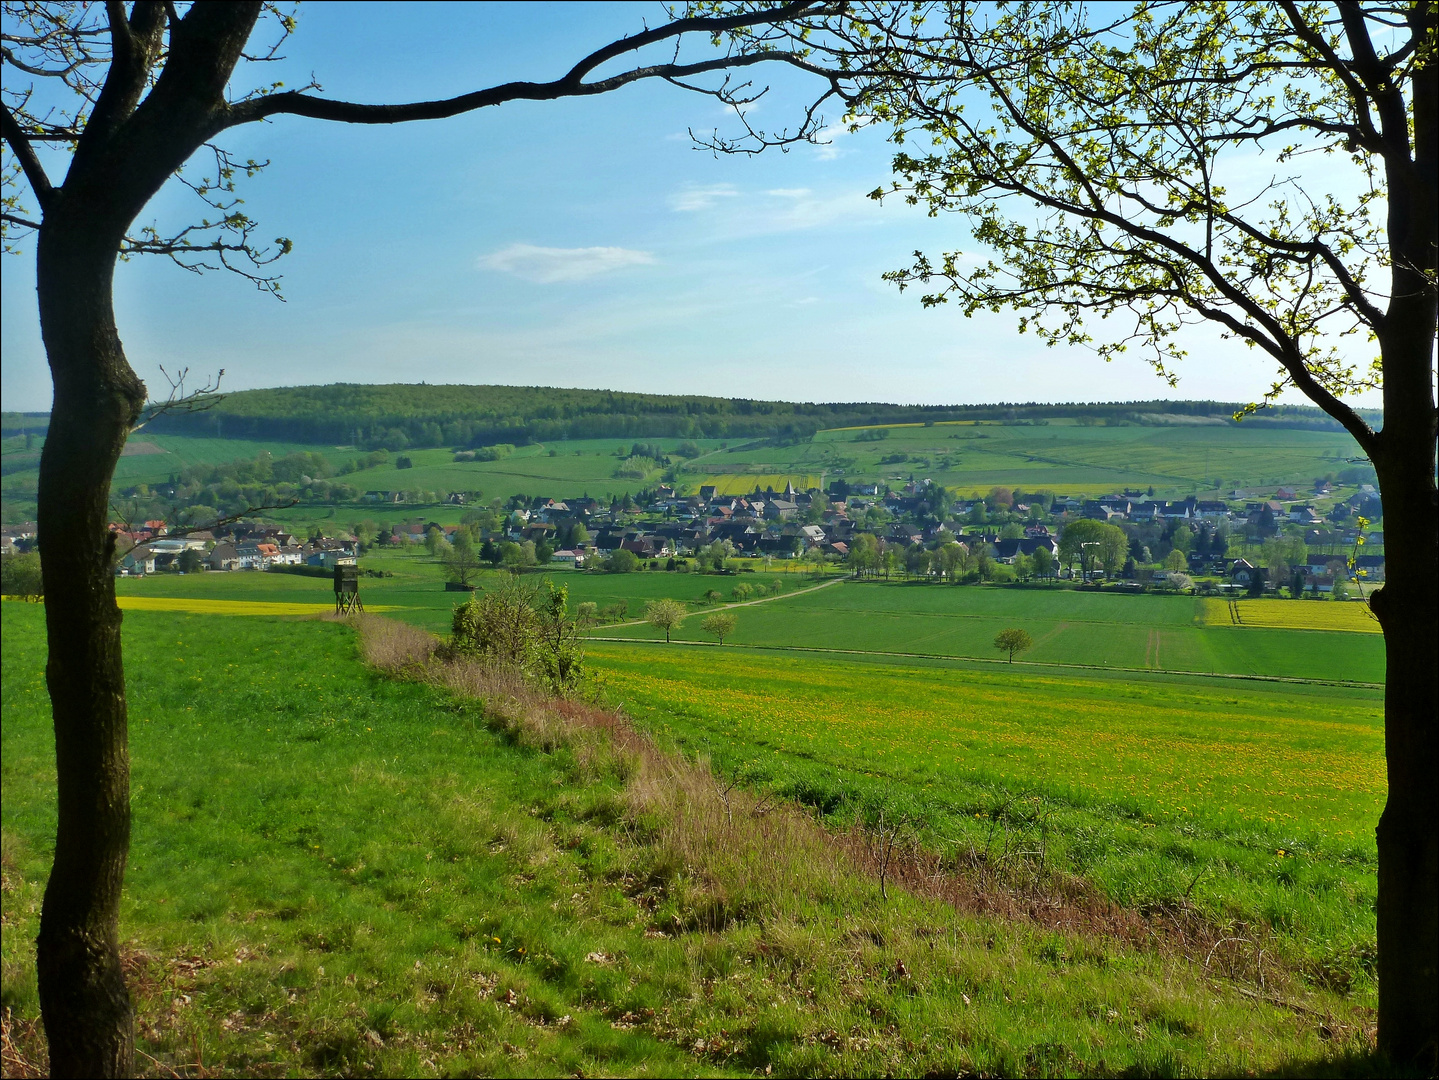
[706,0,1435,1062]
[0,3,838,1073]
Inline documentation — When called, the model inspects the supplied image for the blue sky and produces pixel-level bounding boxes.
[0,2,1380,413]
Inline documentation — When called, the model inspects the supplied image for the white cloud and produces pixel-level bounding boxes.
[669,184,740,212]
[477,243,656,284]
[811,115,876,161]
[766,188,812,199]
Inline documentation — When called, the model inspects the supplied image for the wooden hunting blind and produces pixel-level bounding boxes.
[333,564,363,615]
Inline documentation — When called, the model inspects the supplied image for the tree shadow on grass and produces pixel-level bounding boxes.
[1254,1048,1429,1079]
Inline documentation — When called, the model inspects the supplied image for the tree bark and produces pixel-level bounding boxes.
[1370,337,1438,1069]
[1369,4,1438,1058]
[34,210,147,1077]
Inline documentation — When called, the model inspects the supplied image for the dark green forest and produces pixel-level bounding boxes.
[0,385,1381,450]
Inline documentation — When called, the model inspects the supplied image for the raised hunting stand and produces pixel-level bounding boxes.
[334,564,363,616]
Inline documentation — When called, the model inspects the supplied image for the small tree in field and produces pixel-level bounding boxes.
[702,611,738,645]
[993,627,1033,663]
[441,530,483,588]
[644,598,687,642]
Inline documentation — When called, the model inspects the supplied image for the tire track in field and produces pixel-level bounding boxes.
[1029,622,1070,656]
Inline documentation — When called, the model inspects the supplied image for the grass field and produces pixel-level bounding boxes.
[800,421,1364,496]
[111,564,1385,683]
[1,604,1376,1076]
[604,580,1386,684]
[111,552,836,634]
[585,641,1384,991]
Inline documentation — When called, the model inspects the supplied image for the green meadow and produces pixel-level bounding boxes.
[110,554,828,635]
[1,603,1375,1076]
[752,421,1362,496]
[603,580,1386,684]
[116,558,1385,685]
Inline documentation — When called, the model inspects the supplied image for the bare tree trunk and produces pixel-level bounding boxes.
[1370,32,1437,1051]
[34,213,146,1079]
[1370,349,1438,1068]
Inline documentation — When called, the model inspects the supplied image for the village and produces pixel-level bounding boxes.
[1,474,1383,596]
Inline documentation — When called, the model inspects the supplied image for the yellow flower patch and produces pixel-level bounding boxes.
[116,596,400,617]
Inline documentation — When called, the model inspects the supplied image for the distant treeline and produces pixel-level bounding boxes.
[10,387,1382,449]
[0,413,49,439]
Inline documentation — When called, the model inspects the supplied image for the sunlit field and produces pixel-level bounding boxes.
[1200,597,1383,633]
[588,641,1384,990]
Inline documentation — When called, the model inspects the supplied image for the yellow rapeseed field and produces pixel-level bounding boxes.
[115,596,399,617]
[1199,597,1381,633]
[705,474,821,496]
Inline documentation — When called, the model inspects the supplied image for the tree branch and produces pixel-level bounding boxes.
[129,365,225,434]
[225,2,840,128]
[0,100,54,206]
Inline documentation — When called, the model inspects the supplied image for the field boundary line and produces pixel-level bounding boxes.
[586,637,1384,690]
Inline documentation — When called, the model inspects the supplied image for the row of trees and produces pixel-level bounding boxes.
[642,599,737,645]
[846,533,1059,583]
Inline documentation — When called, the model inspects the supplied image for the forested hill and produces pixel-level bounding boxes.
[6,384,1377,448]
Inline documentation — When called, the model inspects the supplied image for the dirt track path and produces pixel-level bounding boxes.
[605,573,846,629]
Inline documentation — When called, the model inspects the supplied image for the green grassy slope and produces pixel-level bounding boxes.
[1,604,1372,1075]
[3,409,1368,524]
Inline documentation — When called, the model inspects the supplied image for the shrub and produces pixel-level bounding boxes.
[604,549,640,573]
[0,552,42,597]
[451,577,540,669]
[450,578,586,694]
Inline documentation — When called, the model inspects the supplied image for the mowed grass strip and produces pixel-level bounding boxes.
[586,641,1385,990]
[0,606,1372,1076]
